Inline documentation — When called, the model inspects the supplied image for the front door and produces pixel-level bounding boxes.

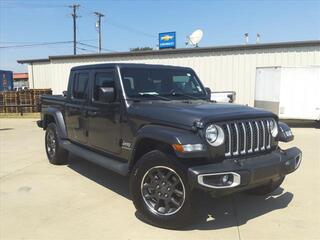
[65,71,90,145]
[88,69,121,154]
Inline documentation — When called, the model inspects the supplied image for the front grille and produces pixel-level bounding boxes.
[223,119,273,157]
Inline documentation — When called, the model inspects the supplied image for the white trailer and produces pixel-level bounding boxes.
[255,66,320,121]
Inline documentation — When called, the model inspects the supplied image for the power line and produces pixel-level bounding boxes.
[0,41,73,49]
[76,47,96,53]
[0,39,96,45]
[81,6,156,40]
[0,1,67,9]
[77,42,116,53]
[69,4,80,55]
[108,19,157,39]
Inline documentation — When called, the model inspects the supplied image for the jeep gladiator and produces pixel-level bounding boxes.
[37,63,302,229]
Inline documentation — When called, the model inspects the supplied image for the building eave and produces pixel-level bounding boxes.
[17,40,320,64]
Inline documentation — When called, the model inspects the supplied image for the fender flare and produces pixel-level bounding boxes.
[130,124,207,163]
[42,107,67,139]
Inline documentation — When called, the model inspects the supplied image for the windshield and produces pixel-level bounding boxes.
[120,67,207,100]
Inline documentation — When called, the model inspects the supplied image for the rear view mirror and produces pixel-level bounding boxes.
[205,87,211,100]
[99,87,115,103]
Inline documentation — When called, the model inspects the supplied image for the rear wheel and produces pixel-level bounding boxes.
[130,150,194,229]
[45,122,68,165]
[245,176,285,195]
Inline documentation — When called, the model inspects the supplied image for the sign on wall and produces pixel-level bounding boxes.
[159,32,176,49]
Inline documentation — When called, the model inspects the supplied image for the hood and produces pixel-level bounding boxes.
[127,100,277,129]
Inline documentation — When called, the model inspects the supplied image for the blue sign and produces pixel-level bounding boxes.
[159,32,176,49]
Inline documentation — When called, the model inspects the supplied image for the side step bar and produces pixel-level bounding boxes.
[61,140,129,176]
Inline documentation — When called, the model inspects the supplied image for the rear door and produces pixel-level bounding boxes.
[87,68,122,154]
[65,71,90,144]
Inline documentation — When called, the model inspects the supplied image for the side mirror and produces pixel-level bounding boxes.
[63,91,67,97]
[227,91,236,103]
[99,87,115,103]
[278,122,294,142]
[205,87,211,100]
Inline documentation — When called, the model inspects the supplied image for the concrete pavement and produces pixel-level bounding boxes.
[0,119,319,240]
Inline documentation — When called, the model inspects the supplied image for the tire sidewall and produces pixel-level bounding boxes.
[130,150,193,229]
[45,123,64,164]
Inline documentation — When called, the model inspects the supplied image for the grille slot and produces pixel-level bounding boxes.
[223,119,274,157]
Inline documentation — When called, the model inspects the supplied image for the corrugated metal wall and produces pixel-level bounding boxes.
[29,45,320,106]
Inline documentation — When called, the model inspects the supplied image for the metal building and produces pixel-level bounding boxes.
[18,40,320,106]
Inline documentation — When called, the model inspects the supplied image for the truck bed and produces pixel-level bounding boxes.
[41,95,67,110]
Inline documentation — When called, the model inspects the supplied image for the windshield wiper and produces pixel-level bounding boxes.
[138,92,171,101]
[167,91,204,100]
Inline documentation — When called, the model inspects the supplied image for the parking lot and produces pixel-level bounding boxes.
[0,118,319,240]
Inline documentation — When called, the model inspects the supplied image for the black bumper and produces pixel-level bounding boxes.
[37,120,43,128]
[188,147,302,196]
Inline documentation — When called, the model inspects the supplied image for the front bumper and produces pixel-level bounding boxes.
[188,147,302,196]
[37,120,43,128]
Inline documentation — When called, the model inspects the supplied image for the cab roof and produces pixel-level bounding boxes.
[70,63,193,71]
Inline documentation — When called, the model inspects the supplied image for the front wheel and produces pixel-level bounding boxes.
[130,150,194,229]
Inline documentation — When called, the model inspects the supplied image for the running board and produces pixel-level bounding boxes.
[61,140,129,176]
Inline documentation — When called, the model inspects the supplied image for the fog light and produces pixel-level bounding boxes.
[197,172,241,189]
[222,175,229,184]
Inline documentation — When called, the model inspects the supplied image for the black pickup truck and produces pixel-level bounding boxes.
[38,63,302,229]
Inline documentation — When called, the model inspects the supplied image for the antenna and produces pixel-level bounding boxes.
[185,29,203,47]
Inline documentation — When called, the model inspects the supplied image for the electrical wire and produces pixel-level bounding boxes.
[77,42,117,53]
[81,5,157,40]
[0,39,97,49]
[0,41,73,49]
[76,47,96,53]
[107,19,157,39]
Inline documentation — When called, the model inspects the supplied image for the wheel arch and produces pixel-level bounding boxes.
[129,124,206,171]
[42,107,67,139]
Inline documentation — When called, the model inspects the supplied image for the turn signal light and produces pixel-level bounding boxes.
[172,144,203,152]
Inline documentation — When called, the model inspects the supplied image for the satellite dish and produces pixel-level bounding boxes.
[186,29,203,47]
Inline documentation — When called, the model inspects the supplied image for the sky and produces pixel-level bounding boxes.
[0,0,320,72]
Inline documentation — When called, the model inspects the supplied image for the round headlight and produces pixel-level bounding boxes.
[269,119,278,137]
[205,124,225,146]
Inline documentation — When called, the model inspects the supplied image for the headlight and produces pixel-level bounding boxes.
[269,119,278,137]
[205,124,225,146]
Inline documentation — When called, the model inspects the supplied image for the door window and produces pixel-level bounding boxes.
[94,72,115,102]
[73,73,89,100]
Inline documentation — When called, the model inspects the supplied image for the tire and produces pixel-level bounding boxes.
[130,150,194,229]
[245,176,285,196]
[45,122,69,165]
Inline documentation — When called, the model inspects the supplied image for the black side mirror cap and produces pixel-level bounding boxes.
[99,87,115,103]
[278,122,294,142]
[205,87,211,100]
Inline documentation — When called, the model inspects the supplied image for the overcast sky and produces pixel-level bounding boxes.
[1,0,320,72]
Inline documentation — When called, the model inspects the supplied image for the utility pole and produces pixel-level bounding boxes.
[94,12,105,53]
[69,4,80,55]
